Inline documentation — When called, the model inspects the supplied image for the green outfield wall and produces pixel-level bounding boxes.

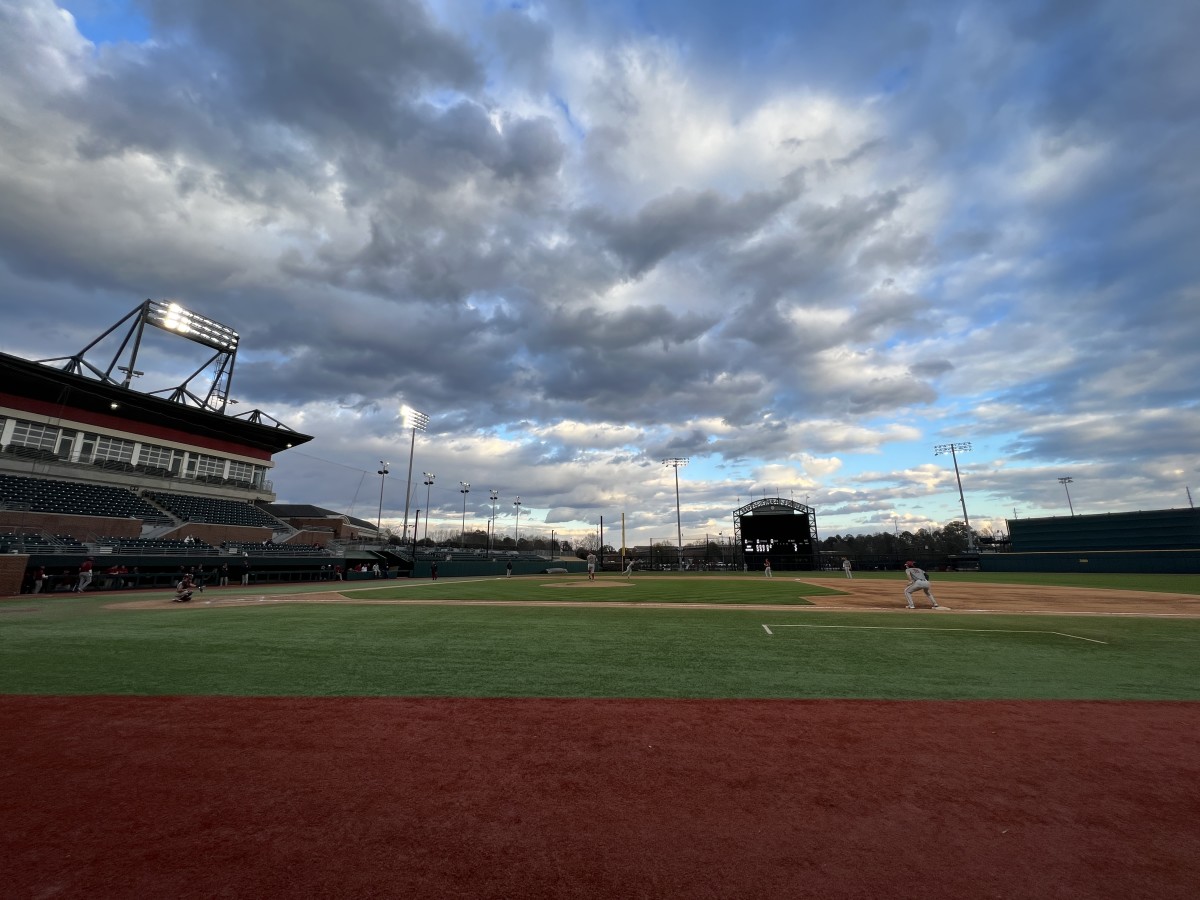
[980,549,1200,574]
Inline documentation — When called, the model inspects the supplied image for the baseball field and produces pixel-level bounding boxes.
[3,571,1199,898]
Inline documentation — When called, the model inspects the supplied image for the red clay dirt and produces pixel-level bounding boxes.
[103,575,1200,617]
[3,696,1198,899]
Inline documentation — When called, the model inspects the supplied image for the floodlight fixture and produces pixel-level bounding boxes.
[376,461,390,534]
[488,489,499,553]
[39,299,244,413]
[423,473,436,541]
[399,405,429,542]
[459,483,471,548]
[1058,477,1075,516]
[513,496,522,543]
[146,300,239,352]
[400,405,430,431]
[934,442,974,549]
[662,457,690,570]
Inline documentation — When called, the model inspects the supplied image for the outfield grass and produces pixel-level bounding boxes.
[336,575,832,604]
[2,580,1198,700]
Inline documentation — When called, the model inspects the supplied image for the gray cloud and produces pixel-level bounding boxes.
[0,0,1196,542]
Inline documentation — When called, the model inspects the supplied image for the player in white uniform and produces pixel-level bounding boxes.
[903,561,941,609]
[586,552,597,581]
[842,557,853,579]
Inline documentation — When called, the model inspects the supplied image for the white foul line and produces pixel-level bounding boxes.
[762,623,1107,644]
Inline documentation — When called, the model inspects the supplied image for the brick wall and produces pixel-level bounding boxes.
[0,553,29,597]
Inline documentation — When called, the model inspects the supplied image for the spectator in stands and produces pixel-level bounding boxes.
[219,564,229,587]
[184,535,195,545]
[74,558,94,592]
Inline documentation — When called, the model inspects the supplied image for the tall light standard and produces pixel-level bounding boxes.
[459,482,470,548]
[422,473,435,541]
[375,461,390,535]
[488,489,498,553]
[513,496,522,546]
[399,405,429,543]
[1058,477,1075,516]
[934,442,974,550]
[662,457,689,570]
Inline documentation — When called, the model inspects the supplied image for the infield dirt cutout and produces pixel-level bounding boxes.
[102,574,1200,616]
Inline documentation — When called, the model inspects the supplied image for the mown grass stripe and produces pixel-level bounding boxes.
[762,623,1108,643]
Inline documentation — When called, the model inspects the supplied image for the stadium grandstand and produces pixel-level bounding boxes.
[1,301,580,595]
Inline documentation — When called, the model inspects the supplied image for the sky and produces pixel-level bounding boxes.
[1,0,1198,548]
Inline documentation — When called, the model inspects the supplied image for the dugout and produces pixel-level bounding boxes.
[981,508,1200,574]
[734,498,819,572]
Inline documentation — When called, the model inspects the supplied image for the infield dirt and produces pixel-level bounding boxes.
[105,575,1200,617]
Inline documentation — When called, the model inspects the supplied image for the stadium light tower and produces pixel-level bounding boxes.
[934,442,974,550]
[422,473,435,541]
[459,482,471,548]
[399,405,429,542]
[662,457,689,570]
[488,489,499,553]
[1058,477,1075,516]
[513,496,522,545]
[376,461,390,535]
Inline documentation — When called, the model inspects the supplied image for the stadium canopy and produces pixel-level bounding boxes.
[0,351,310,456]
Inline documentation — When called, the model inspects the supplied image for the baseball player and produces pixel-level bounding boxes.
[903,561,941,609]
[841,557,853,579]
[586,552,597,581]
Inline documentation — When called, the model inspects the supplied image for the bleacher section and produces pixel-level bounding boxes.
[95,537,217,554]
[221,541,329,556]
[0,473,164,519]
[145,490,283,528]
[0,531,88,553]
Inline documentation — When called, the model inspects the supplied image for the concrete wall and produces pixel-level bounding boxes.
[408,559,587,579]
[981,550,1200,574]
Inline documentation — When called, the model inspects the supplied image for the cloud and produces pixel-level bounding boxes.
[0,0,1196,544]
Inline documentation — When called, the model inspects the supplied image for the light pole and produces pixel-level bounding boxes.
[934,442,974,550]
[375,461,389,535]
[422,473,435,542]
[1058,477,1075,516]
[662,457,689,570]
[513,496,522,546]
[488,489,498,553]
[399,405,429,543]
[459,482,470,549]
